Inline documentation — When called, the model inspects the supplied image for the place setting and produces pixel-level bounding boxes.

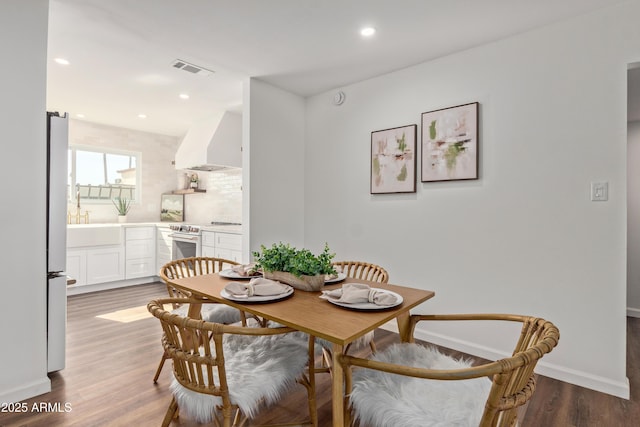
[220,277,294,302]
[219,263,262,279]
[324,271,347,284]
[319,282,403,310]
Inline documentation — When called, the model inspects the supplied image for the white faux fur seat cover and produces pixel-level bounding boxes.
[169,331,308,423]
[171,303,242,324]
[350,343,492,427]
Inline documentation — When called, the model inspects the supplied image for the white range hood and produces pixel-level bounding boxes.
[175,111,242,171]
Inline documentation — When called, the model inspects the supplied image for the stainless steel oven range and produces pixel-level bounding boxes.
[169,224,202,260]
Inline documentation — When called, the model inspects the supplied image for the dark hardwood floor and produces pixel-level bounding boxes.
[1,282,638,426]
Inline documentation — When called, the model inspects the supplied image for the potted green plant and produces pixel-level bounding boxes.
[112,197,131,222]
[252,242,336,291]
[189,173,199,189]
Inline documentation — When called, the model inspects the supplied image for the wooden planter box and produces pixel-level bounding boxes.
[263,270,324,292]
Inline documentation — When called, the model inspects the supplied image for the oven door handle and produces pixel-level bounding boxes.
[169,234,200,241]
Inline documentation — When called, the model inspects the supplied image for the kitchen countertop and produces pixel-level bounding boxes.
[68,222,161,228]
[153,222,243,234]
[68,222,242,234]
[200,224,242,233]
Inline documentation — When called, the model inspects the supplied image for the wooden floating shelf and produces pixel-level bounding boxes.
[172,189,206,194]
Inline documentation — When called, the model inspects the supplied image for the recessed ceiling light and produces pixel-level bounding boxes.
[179,93,190,99]
[138,114,147,119]
[76,113,85,118]
[54,58,70,65]
[360,27,376,37]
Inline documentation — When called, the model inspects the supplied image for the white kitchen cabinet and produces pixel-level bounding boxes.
[156,226,173,273]
[201,231,242,263]
[202,231,216,247]
[86,246,125,284]
[201,231,216,258]
[215,232,242,262]
[214,247,239,262]
[125,226,156,279]
[67,245,124,286]
[66,249,87,287]
[201,245,216,257]
[67,224,124,287]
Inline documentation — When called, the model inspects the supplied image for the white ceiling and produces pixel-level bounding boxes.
[46,0,632,137]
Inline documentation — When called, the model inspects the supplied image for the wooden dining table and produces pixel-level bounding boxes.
[168,272,435,426]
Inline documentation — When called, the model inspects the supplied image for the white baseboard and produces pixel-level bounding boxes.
[627,307,640,318]
[0,377,51,404]
[66,277,157,296]
[379,322,630,400]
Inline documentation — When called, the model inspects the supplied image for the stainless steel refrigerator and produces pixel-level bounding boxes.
[46,112,68,372]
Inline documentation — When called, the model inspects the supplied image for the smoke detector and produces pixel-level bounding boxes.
[333,91,346,106]
[171,59,215,76]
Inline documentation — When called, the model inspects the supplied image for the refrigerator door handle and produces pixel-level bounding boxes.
[47,271,66,278]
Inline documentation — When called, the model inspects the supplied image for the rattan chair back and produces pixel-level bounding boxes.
[332,260,389,283]
[153,257,243,383]
[160,257,239,308]
[317,261,389,371]
[340,314,559,427]
[148,298,317,427]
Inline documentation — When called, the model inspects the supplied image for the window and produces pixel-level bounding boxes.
[69,145,141,204]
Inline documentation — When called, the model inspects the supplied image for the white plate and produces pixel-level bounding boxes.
[220,286,294,302]
[325,288,403,310]
[324,272,347,284]
[219,268,261,280]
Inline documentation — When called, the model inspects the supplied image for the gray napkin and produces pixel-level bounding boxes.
[224,277,290,298]
[320,283,398,306]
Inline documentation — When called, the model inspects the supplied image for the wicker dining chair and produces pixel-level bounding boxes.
[148,298,317,427]
[332,260,389,284]
[153,257,246,383]
[316,261,390,374]
[339,314,560,427]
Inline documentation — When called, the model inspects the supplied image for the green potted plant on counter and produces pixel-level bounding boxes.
[112,197,131,223]
[252,242,336,291]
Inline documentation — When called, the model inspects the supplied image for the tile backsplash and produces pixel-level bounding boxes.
[182,169,242,225]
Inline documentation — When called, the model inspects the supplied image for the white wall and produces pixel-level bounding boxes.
[243,79,306,259]
[0,0,52,403]
[628,120,640,316]
[304,2,639,398]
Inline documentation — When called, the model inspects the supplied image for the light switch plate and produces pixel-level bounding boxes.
[591,182,608,201]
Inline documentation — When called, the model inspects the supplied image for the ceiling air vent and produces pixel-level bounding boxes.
[171,59,214,76]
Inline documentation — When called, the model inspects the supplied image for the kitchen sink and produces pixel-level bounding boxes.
[67,224,123,247]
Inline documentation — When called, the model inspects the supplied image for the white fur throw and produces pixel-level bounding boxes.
[171,303,242,324]
[169,331,308,423]
[350,343,492,427]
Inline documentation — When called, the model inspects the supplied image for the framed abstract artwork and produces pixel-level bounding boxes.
[421,102,479,182]
[371,124,417,194]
